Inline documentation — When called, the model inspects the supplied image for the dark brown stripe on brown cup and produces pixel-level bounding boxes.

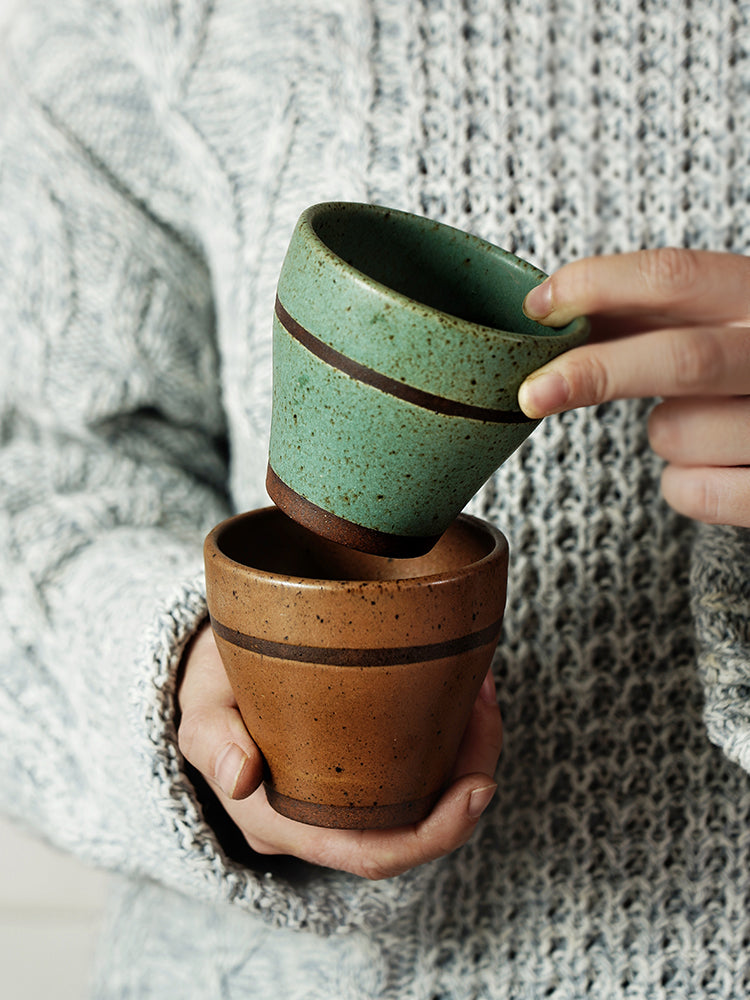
[265,785,441,829]
[275,295,532,424]
[266,465,441,558]
[210,613,504,667]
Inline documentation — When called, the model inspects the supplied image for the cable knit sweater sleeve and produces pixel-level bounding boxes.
[0,3,232,874]
[0,1,431,936]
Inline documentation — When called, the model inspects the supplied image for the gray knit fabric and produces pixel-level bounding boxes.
[1,1,749,997]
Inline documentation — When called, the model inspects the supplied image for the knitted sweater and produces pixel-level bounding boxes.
[1,1,749,997]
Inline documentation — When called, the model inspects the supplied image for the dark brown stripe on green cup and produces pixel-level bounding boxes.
[266,465,441,557]
[210,613,504,667]
[274,295,532,424]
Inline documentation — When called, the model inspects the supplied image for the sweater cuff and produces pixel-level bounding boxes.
[691,523,750,774]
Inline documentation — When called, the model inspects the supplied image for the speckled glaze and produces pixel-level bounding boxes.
[267,202,588,556]
[204,506,509,829]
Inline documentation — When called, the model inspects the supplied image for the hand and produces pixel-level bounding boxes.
[177,624,502,880]
[518,248,750,527]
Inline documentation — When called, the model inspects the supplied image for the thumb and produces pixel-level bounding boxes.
[177,625,264,800]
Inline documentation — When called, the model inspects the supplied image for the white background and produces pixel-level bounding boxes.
[0,2,112,998]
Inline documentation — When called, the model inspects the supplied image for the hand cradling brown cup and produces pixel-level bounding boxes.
[204,506,508,829]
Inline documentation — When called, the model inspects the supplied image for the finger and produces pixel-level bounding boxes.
[661,465,750,528]
[518,326,750,417]
[649,396,750,467]
[178,625,236,709]
[523,248,750,328]
[586,311,715,342]
[177,626,264,799]
[449,668,503,780]
[346,774,498,880]
[235,773,497,880]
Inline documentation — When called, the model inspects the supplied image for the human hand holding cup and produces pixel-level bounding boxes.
[203,507,507,830]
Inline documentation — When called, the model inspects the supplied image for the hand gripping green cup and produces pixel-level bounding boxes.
[267,202,588,557]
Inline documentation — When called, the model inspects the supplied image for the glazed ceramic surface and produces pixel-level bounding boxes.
[204,507,509,829]
[267,202,588,556]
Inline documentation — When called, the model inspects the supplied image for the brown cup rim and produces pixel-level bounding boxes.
[204,506,507,592]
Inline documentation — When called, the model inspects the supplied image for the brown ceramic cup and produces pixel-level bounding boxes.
[204,506,508,829]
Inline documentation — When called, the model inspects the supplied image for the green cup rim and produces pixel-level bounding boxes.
[295,201,589,346]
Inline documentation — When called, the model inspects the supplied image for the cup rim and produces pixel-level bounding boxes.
[298,200,588,345]
[204,506,508,590]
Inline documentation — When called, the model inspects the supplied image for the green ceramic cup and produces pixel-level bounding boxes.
[267,202,588,557]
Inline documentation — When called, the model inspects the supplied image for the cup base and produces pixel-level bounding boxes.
[265,784,441,830]
[266,465,441,558]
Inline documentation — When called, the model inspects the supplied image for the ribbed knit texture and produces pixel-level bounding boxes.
[1,1,749,997]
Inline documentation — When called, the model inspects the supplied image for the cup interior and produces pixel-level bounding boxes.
[310,202,561,339]
[213,508,497,582]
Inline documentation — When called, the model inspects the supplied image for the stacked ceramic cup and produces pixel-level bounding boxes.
[204,203,588,828]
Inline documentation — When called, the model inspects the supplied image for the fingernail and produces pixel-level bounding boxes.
[215,743,249,798]
[523,279,553,319]
[468,783,497,819]
[479,670,497,704]
[518,371,569,418]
